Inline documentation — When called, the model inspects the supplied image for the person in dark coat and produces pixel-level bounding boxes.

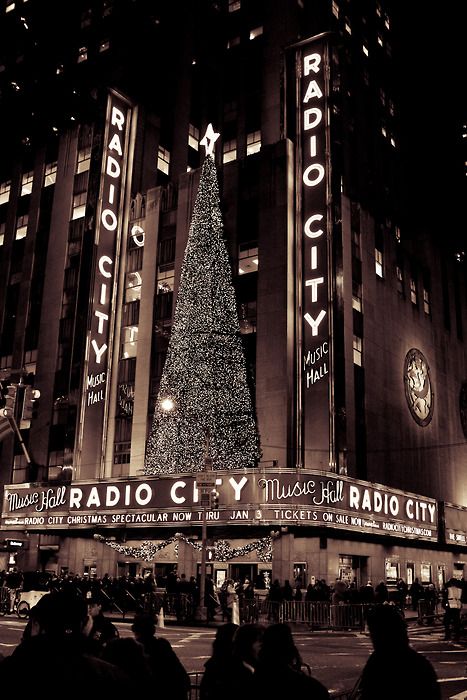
[356,604,441,699]
[84,593,119,656]
[131,612,190,700]
[199,622,239,700]
[0,592,130,698]
[252,622,330,700]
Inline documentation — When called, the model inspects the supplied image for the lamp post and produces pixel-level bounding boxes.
[195,429,217,623]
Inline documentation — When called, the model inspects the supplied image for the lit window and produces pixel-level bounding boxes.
[223,139,237,164]
[0,222,5,246]
[77,46,88,63]
[249,26,263,40]
[0,180,11,205]
[76,146,91,174]
[376,3,382,16]
[5,2,15,13]
[375,248,383,278]
[188,124,200,151]
[377,34,383,47]
[125,271,142,303]
[344,20,351,34]
[15,214,28,240]
[156,268,174,294]
[246,130,261,156]
[44,162,57,187]
[362,44,369,57]
[384,13,390,30]
[396,265,404,294]
[352,281,362,311]
[379,88,386,105]
[56,64,64,76]
[227,36,241,49]
[390,136,396,148]
[228,0,241,11]
[395,226,401,242]
[72,192,86,220]
[353,335,362,366]
[21,170,34,196]
[157,146,170,175]
[121,325,138,359]
[423,288,431,315]
[238,243,258,275]
[410,278,417,305]
[351,229,361,260]
[99,40,110,52]
[332,0,339,19]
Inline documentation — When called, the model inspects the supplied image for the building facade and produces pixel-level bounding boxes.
[0,0,466,591]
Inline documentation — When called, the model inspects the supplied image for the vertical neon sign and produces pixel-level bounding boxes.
[297,37,332,470]
[79,91,132,479]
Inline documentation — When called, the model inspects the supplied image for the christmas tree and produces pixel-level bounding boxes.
[144,127,261,474]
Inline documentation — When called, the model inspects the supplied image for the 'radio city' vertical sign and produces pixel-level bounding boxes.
[296,36,332,469]
[79,90,133,478]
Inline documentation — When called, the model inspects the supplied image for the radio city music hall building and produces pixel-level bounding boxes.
[0,0,466,591]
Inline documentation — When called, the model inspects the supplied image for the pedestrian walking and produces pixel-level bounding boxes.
[352,603,440,699]
[253,623,330,700]
[199,622,239,700]
[131,612,190,700]
[442,576,463,641]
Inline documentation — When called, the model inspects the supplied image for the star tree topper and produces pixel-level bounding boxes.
[200,123,220,156]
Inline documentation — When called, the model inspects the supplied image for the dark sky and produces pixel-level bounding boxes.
[394,3,466,244]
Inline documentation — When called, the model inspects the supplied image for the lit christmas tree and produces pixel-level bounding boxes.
[144,126,261,474]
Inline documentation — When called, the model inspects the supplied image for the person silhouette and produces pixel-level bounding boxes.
[200,622,239,700]
[355,604,441,699]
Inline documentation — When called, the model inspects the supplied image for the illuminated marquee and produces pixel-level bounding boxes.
[79,91,133,478]
[1,471,439,542]
[297,36,331,468]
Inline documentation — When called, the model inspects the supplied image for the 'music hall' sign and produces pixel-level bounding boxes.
[2,470,438,542]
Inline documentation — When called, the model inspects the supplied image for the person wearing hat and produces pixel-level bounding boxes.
[84,592,119,657]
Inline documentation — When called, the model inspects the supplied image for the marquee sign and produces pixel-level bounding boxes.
[78,90,133,478]
[1,470,438,542]
[295,35,332,469]
[444,502,467,548]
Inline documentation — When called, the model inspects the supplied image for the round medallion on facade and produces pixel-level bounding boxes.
[403,348,433,427]
[460,380,467,439]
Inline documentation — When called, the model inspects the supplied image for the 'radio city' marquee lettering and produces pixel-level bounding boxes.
[302,50,327,341]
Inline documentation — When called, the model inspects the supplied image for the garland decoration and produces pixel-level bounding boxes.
[93,533,273,563]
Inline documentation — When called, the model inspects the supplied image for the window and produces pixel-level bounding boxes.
[188,124,200,151]
[72,192,86,220]
[125,271,142,303]
[362,44,369,57]
[352,281,362,311]
[249,26,263,40]
[12,454,28,484]
[351,229,361,260]
[228,0,241,11]
[332,0,339,18]
[157,146,170,175]
[0,222,5,246]
[44,162,57,187]
[21,170,34,196]
[410,278,417,305]
[157,268,174,294]
[396,265,404,295]
[121,325,138,358]
[238,243,258,275]
[76,146,91,173]
[423,288,431,315]
[15,214,28,240]
[99,40,110,52]
[353,335,362,366]
[375,249,383,277]
[77,46,88,63]
[5,2,15,14]
[223,139,237,164]
[246,130,261,156]
[227,36,241,49]
[0,180,11,205]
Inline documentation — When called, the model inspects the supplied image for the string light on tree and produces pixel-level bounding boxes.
[144,124,261,474]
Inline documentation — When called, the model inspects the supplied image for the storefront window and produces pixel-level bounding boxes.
[385,558,399,584]
[293,562,307,588]
[420,562,432,583]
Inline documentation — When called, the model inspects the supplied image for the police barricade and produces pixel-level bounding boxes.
[278,601,367,631]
